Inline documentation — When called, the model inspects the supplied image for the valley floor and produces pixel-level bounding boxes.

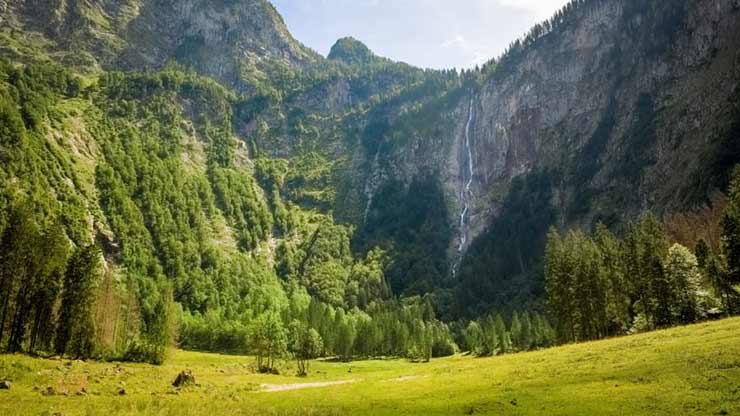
[1,318,739,415]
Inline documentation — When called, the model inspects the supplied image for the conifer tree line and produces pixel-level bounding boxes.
[545,168,740,343]
[0,200,101,358]
[461,311,556,357]
[183,294,457,373]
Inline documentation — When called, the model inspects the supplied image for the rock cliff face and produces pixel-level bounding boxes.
[2,0,317,89]
[342,0,740,303]
[364,0,740,255]
[3,0,740,310]
[462,0,740,231]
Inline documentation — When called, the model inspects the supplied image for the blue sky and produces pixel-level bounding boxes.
[271,0,570,69]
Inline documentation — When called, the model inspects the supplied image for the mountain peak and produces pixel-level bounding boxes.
[328,37,377,65]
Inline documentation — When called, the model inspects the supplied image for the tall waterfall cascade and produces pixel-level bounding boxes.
[452,97,475,277]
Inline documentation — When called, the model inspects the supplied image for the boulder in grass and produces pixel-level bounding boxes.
[172,370,195,388]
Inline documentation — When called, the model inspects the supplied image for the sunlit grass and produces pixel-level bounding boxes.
[1,318,739,415]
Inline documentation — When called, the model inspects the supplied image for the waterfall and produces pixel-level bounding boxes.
[458,97,475,253]
[452,96,475,277]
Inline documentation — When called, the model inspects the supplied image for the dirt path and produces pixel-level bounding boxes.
[258,379,358,393]
[258,373,428,393]
[386,375,426,382]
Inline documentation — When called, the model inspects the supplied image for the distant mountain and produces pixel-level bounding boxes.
[328,37,379,66]
[0,0,738,326]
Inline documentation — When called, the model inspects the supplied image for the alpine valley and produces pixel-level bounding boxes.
[0,1,740,414]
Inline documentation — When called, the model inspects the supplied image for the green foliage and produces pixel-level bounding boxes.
[3,318,740,415]
[0,202,70,354]
[719,166,740,312]
[287,320,323,376]
[546,212,727,344]
[664,244,706,324]
[249,311,287,373]
[456,170,558,318]
[357,177,452,296]
[55,244,102,358]
[462,311,553,356]
[327,37,378,66]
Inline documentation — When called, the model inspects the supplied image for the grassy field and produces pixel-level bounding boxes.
[1,318,739,415]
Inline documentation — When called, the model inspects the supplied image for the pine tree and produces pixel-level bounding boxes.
[510,312,522,351]
[720,166,740,313]
[494,314,511,354]
[480,317,498,356]
[625,213,670,330]
[594,224,630,335]
[0,201,40,351]
[695,239,710,270]
[545,227,576,343]
[55,244,102,358]
[28,223,69,353]
[464,321,483,355]
[520,312,533,351]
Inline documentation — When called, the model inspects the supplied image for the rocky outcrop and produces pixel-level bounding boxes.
[376,0,740,257]
[1,0,318,90]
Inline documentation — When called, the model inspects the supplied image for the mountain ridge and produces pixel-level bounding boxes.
[0,0,738,327]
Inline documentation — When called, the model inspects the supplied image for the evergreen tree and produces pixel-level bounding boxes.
[55,244,102,358]
[520,312,533,351]
[720,166,740,313]
[334,310,355,361]
[625,213,670,330]
[594,224,630,335]
[27,223,69,353]
[494,314,511,354]
[464,321,483,355]
[545,227,576,343]
[510,312,522,351]
[480,316,498,356]
[695,239,710,270]
[0,201,41,351]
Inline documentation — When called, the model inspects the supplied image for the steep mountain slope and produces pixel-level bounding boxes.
[342,0,740,314]
[452,0,740,315]
[1,0,739,330]
[1,0,318,90]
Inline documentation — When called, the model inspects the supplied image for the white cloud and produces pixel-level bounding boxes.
[441,35,468,49]
[495,0,570,20]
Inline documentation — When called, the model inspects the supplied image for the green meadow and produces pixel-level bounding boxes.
[1,318,738,416]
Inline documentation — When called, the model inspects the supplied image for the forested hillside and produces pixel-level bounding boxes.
[0,0,739,364]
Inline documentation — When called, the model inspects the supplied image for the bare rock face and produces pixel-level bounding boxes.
[118,0,318,91]
[366,0,740,255]
[0,0,318,91]
[462,0,740,229]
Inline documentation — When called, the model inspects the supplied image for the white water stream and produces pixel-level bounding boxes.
[458,97,475,253]
[452,97,476,278]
